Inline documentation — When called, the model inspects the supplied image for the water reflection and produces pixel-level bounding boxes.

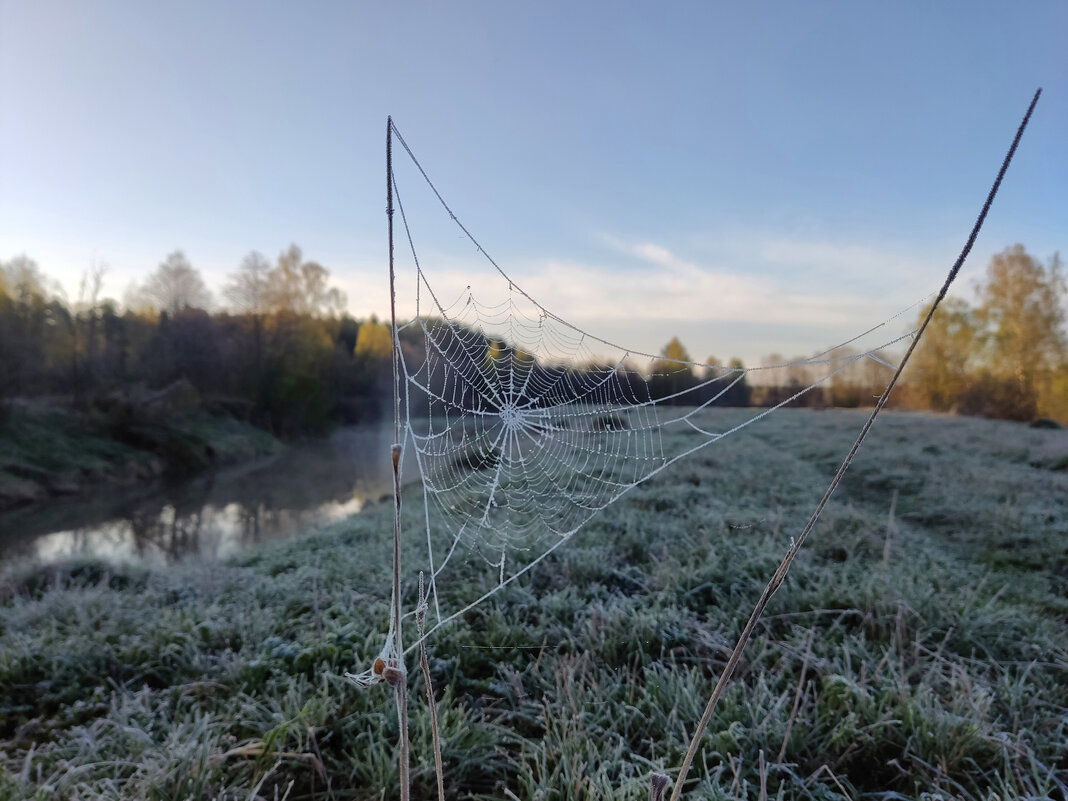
[0,423,417,565]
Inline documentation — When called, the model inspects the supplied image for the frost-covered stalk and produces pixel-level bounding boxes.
[669,87,1043,801]
[417,572,446,801]
[391,443,409,801]
[387,116,411,801]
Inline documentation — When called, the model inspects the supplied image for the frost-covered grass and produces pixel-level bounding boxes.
[1,410,1066,800]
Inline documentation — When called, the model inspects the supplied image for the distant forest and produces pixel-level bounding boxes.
[0,243,1064,432]
[0,246,385,434]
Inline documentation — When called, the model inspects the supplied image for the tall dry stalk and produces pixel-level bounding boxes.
[386,116,411,801]
[667,87,1042,801]
[417,572,446,801]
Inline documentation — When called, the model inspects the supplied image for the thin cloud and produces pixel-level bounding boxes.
[360,237,925,335]
[757,236,944,286]
[238,231,945,369]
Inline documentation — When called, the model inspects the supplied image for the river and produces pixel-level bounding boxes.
[0,423,419,565]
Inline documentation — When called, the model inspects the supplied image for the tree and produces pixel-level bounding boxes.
[905,245,1067,422]
[1,254,48,302]
[907,297,979,411]
[860,350,894,406]
[976,244,1065,417]
[482,339,505,394]
[74,261,107,391]
[354,317,393,361]
[756,353,785,406]
[722,357,752,406]
[828,346,864,408]
[99,301,130,381]
[224,251,273,399]
[0,255,50,396]
[224,251,272,316]
[138,251,212,314]
[650,337,697,403]
[264,244,345,317]
[660,337,691,366]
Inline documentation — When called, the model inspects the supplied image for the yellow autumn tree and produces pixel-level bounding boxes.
[650,337,696,403]
[906,245,1067,422]
[354,317,393,361]
[976,245,1066,420]
[905,297,979,411]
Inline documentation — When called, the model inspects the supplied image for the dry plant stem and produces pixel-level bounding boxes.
[392,449,408,801]
[418,641,445,801]
[777,627,815,763]
[882,488,898,565]
[393,678,409,801]
[386,115,410,801]
[416,573,446,801]
[668,87,1042,801]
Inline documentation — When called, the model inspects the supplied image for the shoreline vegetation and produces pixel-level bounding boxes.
[0,382,281,512]
[1,409,1065,799]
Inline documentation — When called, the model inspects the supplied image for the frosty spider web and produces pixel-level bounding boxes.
[345,126,930,690]
[337,119,926,680]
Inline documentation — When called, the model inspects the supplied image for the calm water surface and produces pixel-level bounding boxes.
[0,423,418,565]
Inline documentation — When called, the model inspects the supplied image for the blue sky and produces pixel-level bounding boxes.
[1,1,1064,365]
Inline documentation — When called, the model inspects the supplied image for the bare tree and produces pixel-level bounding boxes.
[138,251,212,314]
[1,254,49,303]
[265,244,346,316]
[0,255,51,397]
[224,251,272,316]
[224,251,273,398]
[76,260,108,389]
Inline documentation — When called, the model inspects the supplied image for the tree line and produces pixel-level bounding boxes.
[905,244,1066,422]
[0,246,392,433]
[1,243,1064,432]
[645,245,1065,422]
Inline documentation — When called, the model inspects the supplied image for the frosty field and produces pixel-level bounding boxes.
[1,409,1066,800]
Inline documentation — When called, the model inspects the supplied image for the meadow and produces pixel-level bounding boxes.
[0,409,1065,800]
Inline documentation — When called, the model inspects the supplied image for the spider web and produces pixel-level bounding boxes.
[351,122,920,680]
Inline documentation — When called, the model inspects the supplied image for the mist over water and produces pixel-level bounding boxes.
[0,422,418,565]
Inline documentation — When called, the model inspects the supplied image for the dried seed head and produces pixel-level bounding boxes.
[650,773,670,801]
[383,664,406,687]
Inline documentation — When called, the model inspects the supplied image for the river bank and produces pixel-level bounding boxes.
[0,416,411,565]
[0,386,282,513]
